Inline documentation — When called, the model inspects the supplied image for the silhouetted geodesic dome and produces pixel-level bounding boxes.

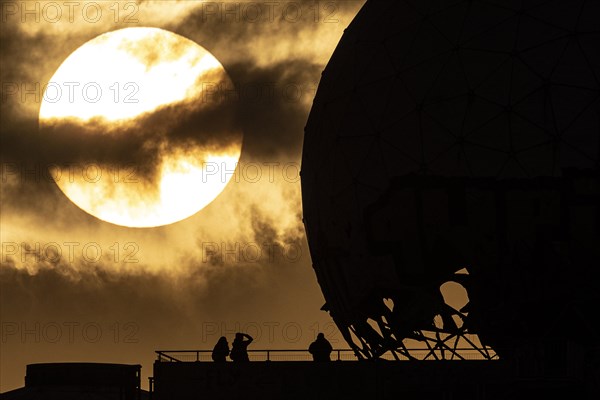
[302,0,599,360]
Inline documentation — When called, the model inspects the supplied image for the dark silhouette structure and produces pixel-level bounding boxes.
[151,352,588,399]
[301,0,599,386]
[211,336,230,362]
[309,333,333,361]
[230,332,253,362]
[1,363,146,399]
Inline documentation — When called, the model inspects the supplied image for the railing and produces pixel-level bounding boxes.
[155,348,498,362]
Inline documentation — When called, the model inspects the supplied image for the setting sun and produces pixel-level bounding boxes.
[39,27,242,228]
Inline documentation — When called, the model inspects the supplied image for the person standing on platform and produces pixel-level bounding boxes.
[230,332,253,362]
[309,333,333,361]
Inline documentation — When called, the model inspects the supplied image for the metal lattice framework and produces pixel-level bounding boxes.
[301,0,599,361]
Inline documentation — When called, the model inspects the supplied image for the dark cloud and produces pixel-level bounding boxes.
[39,97,241,180]
[1,58,322,207]
[228,59,322,160]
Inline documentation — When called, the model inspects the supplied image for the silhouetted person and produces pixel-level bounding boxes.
[230,332,253,362]
[211,336,229,362]
[309,333,333,361]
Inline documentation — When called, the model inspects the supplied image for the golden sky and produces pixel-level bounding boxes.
[0,0,366,392]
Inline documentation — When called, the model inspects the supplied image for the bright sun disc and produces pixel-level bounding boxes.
[39,27,242,228]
